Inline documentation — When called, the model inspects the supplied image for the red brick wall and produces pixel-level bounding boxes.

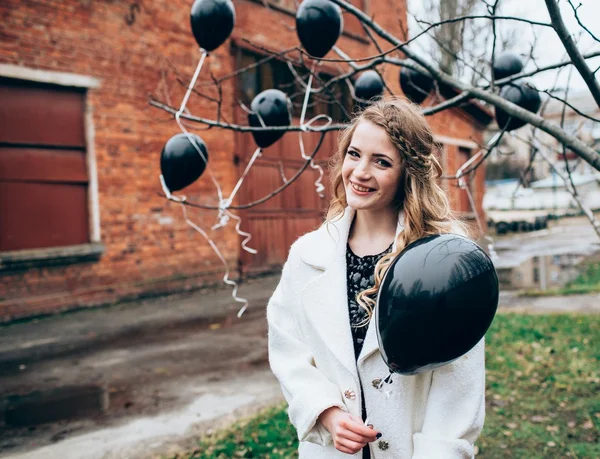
[0,0,487,321]
[429,107,489,228]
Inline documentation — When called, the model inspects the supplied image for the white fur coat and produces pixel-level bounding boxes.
[267,207,485,458]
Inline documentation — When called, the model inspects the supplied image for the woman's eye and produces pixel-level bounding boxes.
[376,159,392,168]
[347,150,359,158]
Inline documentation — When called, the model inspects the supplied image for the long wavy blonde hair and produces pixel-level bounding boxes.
[326,97,468,326]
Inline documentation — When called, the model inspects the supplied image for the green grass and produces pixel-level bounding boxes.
[522,262,600,297]
[174,314,600,459]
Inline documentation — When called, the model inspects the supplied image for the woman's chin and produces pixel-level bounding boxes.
[347,196,374,210]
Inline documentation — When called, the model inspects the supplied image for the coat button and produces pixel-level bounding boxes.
[378,440,389,451]
[372,378,382,388]
[343,389,356,400]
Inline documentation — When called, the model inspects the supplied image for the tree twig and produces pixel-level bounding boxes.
[162,132,327,210]
[544,0,600,109]
[329,0,600,171]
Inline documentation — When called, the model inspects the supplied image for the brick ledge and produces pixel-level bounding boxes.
[0,243,104,272]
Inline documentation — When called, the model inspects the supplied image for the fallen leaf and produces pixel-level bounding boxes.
[531,415,549,423]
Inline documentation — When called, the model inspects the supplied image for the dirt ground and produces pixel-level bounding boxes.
[0,289,277,458]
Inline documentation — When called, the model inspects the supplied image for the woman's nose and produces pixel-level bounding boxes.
[353,160,371,179]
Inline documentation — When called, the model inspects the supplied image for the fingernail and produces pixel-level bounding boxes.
[376,433,382,439]
[367,424,374,429]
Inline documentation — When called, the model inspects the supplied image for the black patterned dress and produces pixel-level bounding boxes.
[346,242,393,459]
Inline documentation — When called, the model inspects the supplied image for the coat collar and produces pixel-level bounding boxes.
[300,207,405,270]
[300,207,405,377]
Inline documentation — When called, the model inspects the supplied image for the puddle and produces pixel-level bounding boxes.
[2,385,108,427]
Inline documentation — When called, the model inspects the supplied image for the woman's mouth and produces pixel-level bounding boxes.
[350,182,376,195]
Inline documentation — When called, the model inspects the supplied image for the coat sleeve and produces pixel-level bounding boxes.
[412,339,486,459]
[267,244,347,446]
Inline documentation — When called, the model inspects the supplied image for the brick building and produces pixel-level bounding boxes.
[0,0,491,321]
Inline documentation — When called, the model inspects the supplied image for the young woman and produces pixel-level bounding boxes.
[267,98,485,458]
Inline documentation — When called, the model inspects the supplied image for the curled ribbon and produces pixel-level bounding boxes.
[298,62,331,199]
[164,48,258,317]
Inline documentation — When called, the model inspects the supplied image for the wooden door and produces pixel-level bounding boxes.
[234,124,337,275]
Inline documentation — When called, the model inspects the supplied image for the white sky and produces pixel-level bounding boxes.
[407,0,600,97]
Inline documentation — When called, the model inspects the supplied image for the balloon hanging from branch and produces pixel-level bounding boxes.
[160,133,209,192]
[190,0,236,52]
[399,67,433,104]
[354,70,384,107]
[492,53,524,82]
[376,234,498,375]
[158,0,256,318]
[296,0,343,59]
[495,82,542,132]
[248,89,293,149]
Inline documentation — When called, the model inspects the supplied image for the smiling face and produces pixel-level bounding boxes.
[341,119,404,212]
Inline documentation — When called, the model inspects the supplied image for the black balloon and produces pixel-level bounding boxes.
[248,89,292,149]
[376,233,498,375]
[400,67,433,104]
[354,70,384,103]
[492,53,524,82]
[160,133,209,192]
[495,82,541,132]
[190,0,235,52]
[296,0,343,58]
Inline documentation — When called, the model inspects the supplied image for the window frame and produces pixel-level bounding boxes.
[0,64,103,271]
[234,46,354,123]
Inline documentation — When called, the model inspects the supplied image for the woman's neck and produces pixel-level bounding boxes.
[348,207,399,256]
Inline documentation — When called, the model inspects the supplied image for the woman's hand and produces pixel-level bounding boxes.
[318,407,381,454]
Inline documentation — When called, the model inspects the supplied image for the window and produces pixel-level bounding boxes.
[236,48,354,123]
[458,146,475,213]
[0,68,101,267]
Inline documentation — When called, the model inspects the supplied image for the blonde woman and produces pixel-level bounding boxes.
[267,98,485,459]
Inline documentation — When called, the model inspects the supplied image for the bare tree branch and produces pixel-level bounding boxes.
[149,97,345,132]
[517,134,600,239]
[539,89,600,123]
[162,132,327,210]
[330,0,600,171]
[421,91,471,116]
[487,50,600,87]
[567,0,600,43]
[489,0,499,91]
[544,0,600,108]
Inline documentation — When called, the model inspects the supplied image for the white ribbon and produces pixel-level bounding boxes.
[162,48,258,317]
[298,63,331,198]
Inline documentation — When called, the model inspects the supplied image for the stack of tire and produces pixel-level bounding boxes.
[493,216,548,235]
